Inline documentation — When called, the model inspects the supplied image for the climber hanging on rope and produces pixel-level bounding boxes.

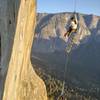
[64,14,78,37]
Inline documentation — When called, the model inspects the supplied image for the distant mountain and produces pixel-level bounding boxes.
[32,12,100,53]
[31,12,100,89]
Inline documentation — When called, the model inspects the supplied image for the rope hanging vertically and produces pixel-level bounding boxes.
[61,52,70,95]
[57,50,71,100]
[74,0,77,13]
[57,1,78,99]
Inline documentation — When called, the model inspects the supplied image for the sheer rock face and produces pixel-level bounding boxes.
[0,0,47,100]
[33,13,100,52]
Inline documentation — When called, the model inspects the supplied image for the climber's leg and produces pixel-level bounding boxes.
[64,27,72,37]
[67,27,73,37]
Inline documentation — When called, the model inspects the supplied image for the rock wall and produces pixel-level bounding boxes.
[31,13,100,89]
[0,0,47,100]
[33,13,100,53]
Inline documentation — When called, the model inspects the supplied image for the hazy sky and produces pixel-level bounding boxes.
[37,0,100,16]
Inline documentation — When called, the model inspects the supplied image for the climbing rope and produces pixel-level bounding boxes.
[62,52,70,93]
[74,0,77,13]
[57,13,91,100]
[57,40,72,100]
[58,6,79,98]
[50,17,57,50]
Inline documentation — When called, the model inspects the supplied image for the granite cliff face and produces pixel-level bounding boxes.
[33,13,100,52]
[32,13,100,89]
[0,0,47,100]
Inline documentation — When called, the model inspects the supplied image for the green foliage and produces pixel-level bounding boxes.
[34,66,99,100]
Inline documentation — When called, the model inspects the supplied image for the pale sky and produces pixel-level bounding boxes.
[37,0,100,16]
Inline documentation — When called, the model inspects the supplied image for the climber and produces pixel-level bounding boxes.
[64,14,78,37]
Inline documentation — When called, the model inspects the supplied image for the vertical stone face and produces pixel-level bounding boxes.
[0,0,20,80]
[1,0,47,100]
